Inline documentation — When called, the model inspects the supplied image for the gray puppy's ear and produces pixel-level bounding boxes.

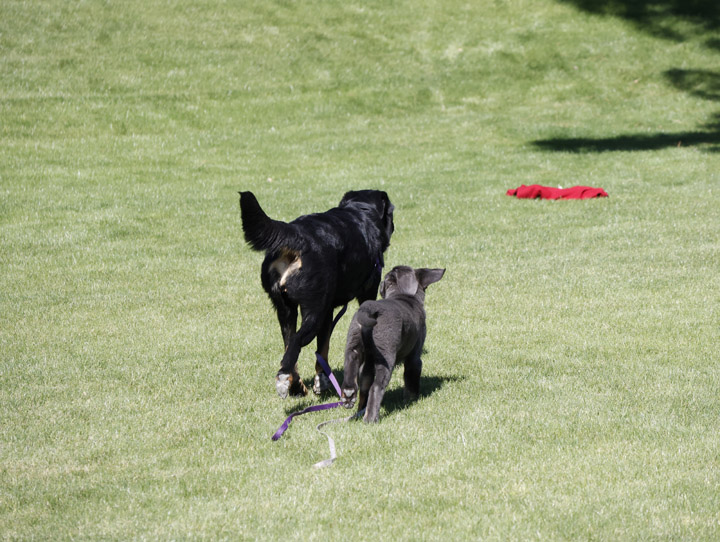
[396,272,419,296]
[416,268,445,290]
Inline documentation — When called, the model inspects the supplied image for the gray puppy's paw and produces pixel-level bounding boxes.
[341,388,357,408]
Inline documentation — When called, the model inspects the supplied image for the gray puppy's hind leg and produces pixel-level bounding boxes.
[357,360,374,413]
[341,319,364,407]
[363,360,393,423]
[403,354,422,402]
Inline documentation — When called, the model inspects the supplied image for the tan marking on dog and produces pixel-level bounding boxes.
[269,249,302,288]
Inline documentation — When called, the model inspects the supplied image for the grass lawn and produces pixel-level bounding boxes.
[2,0,719,539]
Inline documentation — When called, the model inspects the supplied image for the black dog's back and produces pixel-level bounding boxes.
[240,191,393,306]
[240,190,391,263]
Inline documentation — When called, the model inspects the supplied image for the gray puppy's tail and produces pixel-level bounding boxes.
[239,191,299,253]
[358,304,380,359]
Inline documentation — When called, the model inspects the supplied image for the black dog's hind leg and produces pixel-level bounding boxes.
[269,293,307,398]
[276,305,329,398]
[274,296,298,352]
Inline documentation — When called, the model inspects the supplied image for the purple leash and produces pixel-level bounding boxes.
[271,398,343,441]
[270,358,342,441]
[271,305,348,441]
[314,350,343,397]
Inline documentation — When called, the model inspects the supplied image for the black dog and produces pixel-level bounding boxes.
[239,190,394,398]
[340,265,445,422]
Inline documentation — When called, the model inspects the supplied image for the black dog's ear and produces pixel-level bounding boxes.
[416,268,445,290]
[381,192,395,242]
[396,271,419,296]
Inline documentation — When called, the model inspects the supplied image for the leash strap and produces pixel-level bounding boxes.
[315,352,342,397]
[314,302,348,397]
[313,408,365,469]
[312,416,348,468]
[271,400,343,441]
[270,357,342,441]
[331,303,348,334]
[313,418,341,468]
[271,304,349,441]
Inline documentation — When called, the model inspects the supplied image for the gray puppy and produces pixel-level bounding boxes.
[340,265,445,423]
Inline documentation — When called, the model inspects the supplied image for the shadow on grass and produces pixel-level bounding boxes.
[534,1,720,153]
[666,68,720,101]
[554,0,720,46]
[284,372,462,418]
[381,374,463,419]
[533,113,720,153]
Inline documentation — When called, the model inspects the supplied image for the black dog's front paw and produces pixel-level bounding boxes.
[276,373,307,398]
[341,388,357,408]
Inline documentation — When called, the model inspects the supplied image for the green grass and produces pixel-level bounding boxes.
[2,0,719,539]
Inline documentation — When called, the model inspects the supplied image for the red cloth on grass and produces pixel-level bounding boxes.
[506,185,608,200]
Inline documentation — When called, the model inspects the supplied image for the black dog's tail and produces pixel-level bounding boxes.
[239,191,297,253]
[358,304,380,359]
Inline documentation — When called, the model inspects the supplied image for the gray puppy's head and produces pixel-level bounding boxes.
[379,266,445,302]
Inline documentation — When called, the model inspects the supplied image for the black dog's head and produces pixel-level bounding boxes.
[380,266,445,303]
[339,190,395,251]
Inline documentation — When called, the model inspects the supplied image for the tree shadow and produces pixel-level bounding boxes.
[533,1,720,153]
[533,112,720,153]
[555,0,720,46]
[666,68,720,101]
